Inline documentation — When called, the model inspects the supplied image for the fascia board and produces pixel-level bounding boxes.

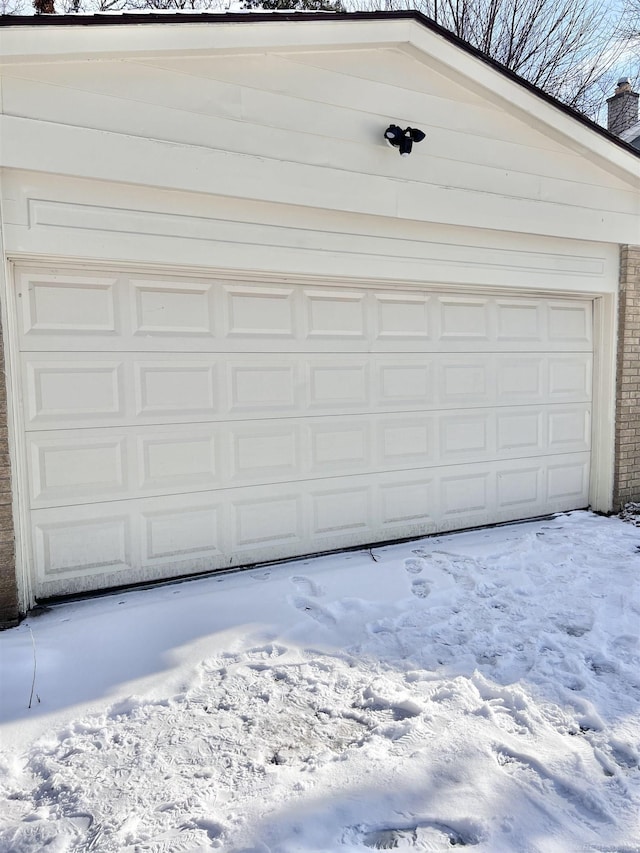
[0,18,411,63]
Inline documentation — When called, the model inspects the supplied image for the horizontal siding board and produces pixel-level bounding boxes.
[3,75,635,206]
[2,115,638,244]
[135,52,561,150]
[4,51,632,194]
[279,46,486,102]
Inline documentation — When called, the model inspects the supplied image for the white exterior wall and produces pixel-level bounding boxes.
[0,170,622,294]
[0,35,638,245]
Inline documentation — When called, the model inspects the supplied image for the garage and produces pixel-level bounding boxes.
[13,264,592,599]
[1,11,638,621]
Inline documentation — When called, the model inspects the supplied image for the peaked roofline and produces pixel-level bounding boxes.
[0,9,638,159]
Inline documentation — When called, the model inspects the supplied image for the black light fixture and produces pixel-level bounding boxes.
[384,124,426,156]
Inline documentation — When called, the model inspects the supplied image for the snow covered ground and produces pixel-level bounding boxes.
[1,510,639,853]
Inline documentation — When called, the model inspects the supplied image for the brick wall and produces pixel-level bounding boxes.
[0,322,17,629]
[614,245,640,511]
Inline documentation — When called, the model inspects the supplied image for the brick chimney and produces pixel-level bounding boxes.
[607,78,639,137]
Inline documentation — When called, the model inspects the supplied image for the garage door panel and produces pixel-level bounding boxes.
[140,433,218,490]
[496,300,542,341]
[137,363,217,417]
[548,407,591,450]
[548,302,592,344]
[547,459,590,502]
[22,351,593,431]
[29,453,591,599]
[439,412,493,459]
[496,357,544,401]
[17,268,593,354]
[21,273,119,337]
[308,421,371,472]
[225,284,297,339]
[496,466,542,510]
[132,279,214,336]
[34,514,134,583]
[233,423,301,480]
[24,359,125,427]
[375,292,431,340]
[548,356,592,400]
[143,506,222,562]
[29,434,129,505]
[25,403,590,509]
[439,296,491,340]
[378,417,434,467]
[496,410,544,454]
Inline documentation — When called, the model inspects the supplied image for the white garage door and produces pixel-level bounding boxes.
[13,266,592,599]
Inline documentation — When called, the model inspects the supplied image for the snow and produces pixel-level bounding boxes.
[1,510,639,852]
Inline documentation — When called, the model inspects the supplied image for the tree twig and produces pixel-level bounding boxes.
[27,624,39,709]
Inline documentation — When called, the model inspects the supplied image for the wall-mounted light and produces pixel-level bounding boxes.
[384,125,426,156]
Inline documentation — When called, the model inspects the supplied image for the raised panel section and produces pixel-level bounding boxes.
[23,275,116,335]
[30,435,126,503]
[140,434,217,489]
[132,281,212,335]
[233,496,302,549]
[379,418,432,465]
[442,473,489,516]
[143,507,220,560]
[547,461,589,501]
[35,516,131,579]
[440,298,488,338]
[312,488,370,535]
[548,408,590,450]
[380,478,433,527]
[548,302,591,343]
[225,285,294,337]
[138,365,215,415]
[229,363,296,411]
[306,290,365,338]
[496,357,543,401]
[440,413,490,459]
[496,301,541,340]
[232,427,298,479]
[548,357,592,400]
[440,360,488,403]
[497,411,543,453]
[497,467,540,508]
[309,364,368,407]
[25,360,123,426]
[375,294,430,339]
[310,423,368,471]
[378,362,431,406]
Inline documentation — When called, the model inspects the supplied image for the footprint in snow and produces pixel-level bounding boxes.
[291,575,323,598]
[493,746,612,823]
[291,595,336,627]
[404,557,426,575]
[411,579,431,599]
[358,819,480,849]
